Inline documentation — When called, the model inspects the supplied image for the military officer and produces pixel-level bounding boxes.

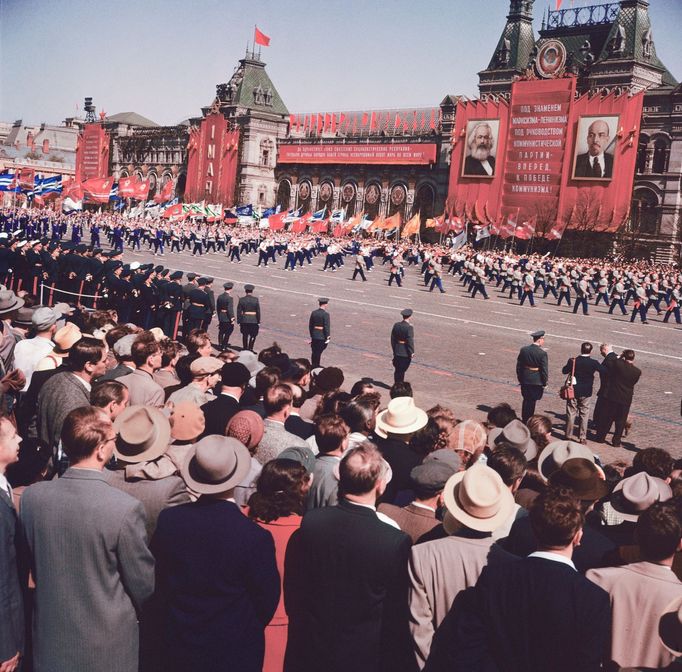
[516,329,549,423]
[309,297,331,368]
[161,270,184,339]
[203,277,216,330]
[181,272,198,338]
[237,283,261,351]
[216,281,236,350]
[187,277,211,333]
[390,308,415,384]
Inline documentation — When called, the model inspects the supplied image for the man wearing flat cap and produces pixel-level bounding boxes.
[391,308,415,384]
[237,284,260,352]
[216,282,235,351]
[309,297,331,368]
[516,330,549,423]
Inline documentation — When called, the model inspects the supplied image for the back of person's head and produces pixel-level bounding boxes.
[390,381,413,399]
[82,310,117,338]
[631,447,674,481]
[409,418,442,457]
[67,336,106,373]
[622,349,636,362]
[158,339,180,368]
[340,399,375,435]
[264,383,293,416]
[186,329,211,355]
[313,390,352,423]
[174,353,199,386]
[487,403,517,429]
[247,458,309,523]
[60,406,111,463]
[258,342,282,366]
[350,378,375,397]
[636,501,682,562]
[338,441,385,497]
[315,414,349,454]
[131,337,160,368]
[580,342,593,355]
[529,486,584,550]
[255,367,280,398]
[287,383,305,409]
[488,446,528,487]
[281,361,307,385]
[526,414,553,450]
[105,324,136,352]
[91,380,127,408]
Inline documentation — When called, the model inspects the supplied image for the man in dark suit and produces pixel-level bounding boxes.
[285,442,414,672]
[0,417,23,672]
[595,348,642,447]
[562,342,606,444]
[516,330,549,423]
[200,362,250,436]
[573,119,614,179]
[463,121,496,177]
[309,297,331,368]
[391,308,415,384]
[152,435,279,672]
[237,284,261,351]
[425,487,610,672]
[592,343,617,432]
[216,282,235,351]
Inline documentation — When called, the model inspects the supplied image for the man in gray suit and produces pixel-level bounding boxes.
[0,416,23,672]
[255,384,308,465]
[37,336,108,460]
[20,406,155,672]
[117,337,165,408]
[307,414,349,510]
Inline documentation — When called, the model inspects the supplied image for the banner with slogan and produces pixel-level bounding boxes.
[278,143,437,165]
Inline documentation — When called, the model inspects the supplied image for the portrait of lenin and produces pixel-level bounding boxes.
[572,115,618,180]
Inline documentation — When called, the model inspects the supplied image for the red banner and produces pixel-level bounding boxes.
[278,143,437,165]
[76,124,110,181]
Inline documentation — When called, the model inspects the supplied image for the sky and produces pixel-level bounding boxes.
[1,0,681,127]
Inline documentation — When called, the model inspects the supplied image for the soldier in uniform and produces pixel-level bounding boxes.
[516,329,549,423]
[309,297,331,368]
[203,277,216,330]
[216,282,236,350]
[161,271,184,339]
[187,277,211,333]
[237,284,260,351]
[181,272,198,338]
[390,308,415,384]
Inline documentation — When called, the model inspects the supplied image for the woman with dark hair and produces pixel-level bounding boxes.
[247,459,310,672]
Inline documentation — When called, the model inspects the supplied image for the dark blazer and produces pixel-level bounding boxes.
[516,343,548,386]
[309,308,331,341]
[151,498,280,672]
[574,151,614,179]
[561,355,605,398]
[285,413,315,441]
[604,356,641,406]
[284,499,414,672]
[502,515,616,573]
[424,556,610,672]
[463,155,496,176]
[375,436,423,505]
[0,489,23,662]
[596,351,617,397]
[97,363,134,382]
[201,394,241,436]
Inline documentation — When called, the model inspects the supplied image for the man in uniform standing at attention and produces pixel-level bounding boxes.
[309,297,331,368]
[216,282,235,351]
[237,284,260,352]
[391,308,415,384]
[516,329,549,422]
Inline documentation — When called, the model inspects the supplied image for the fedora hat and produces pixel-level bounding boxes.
[375,397,428,439]
[0,290,24,315]
[488,419,538,460]
[236,350,265,377]
[610,472,672,522]
[442,464,515,533]
[659,597,682,657]
[170,401,205,442]
[537,440,596,481]
[549,458,609,501]
[53,322,82,354]
[113,406,172,463]
[181,435,251,495]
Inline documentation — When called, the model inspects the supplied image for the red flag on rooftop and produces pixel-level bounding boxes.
[394,113,401,131]
[331,114,337,134]
[555,0,563,9]
[370,112,377,131]
[361,112,368,126]
[254,27,270,46]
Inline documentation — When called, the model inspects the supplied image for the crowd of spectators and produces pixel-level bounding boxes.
[1,288,682,672]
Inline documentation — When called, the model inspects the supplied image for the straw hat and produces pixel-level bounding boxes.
[181,435,251,495]
[610,472,672,522]
[113,406,172,463]
[53,322,82,354]
[375,397,428,439]
[442,464,515,533]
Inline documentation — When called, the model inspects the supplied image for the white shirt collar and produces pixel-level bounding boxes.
[411,501,437,512]
[72,373,92,392]
[0,472,11,500]
[528,551,576,571]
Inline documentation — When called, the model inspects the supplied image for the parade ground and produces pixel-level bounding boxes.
[122,244,682,462]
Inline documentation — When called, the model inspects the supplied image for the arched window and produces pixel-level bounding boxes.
[636,135,649,174]
[388,183,407,218]
[276,179,291,212]
[363,182,382,219]
[414,184,436,221]
[340,182,357,217]
[652,138,669,174]
[631,189,659,235]
[318,181,334,210]
[297,180,312,213]
[260,138,274,168]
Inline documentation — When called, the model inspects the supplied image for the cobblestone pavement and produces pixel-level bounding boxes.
[125,245,682,463]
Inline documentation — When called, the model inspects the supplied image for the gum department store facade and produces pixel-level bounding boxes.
[99,0,681,260]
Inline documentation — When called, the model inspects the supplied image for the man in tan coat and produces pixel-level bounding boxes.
[408,465,516,669]
[587,501,682,670]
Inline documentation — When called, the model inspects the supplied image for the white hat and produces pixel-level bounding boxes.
[375,397,428,439]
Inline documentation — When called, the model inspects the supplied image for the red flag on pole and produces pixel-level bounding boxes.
[361,112,369,126]
[254,27,270,46]
[331,114,337,134]
[370,112,377,131]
